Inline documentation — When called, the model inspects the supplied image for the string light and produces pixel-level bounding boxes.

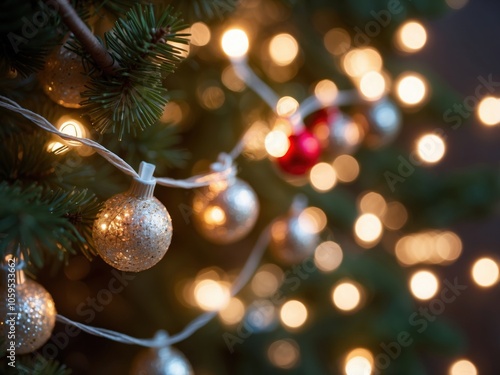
[359,71,386,101]
[309,162,337,192]
[354,213,383,247]
[280,300,308,329]
[221,28,249,58]
[449,359,477,375]
[344,348,374,375]
[298,207,327,234]
[314,79,339,106]
[409,270,439,300]
[269,33,299,66]
[314,241,343,272]
[396,21,428,52]
[396,73,428,106]
[342,48,383,78]
[265,130,290,157]
[333,155,360,183]
[190,22,211,46]
[358,192,387,217]
[477,96,500,126]
[416,133,446,164]
[332,281,362,312]
[219,297,245,325]
[471,257,499,287]
[194,279,231,311]
[276,96,299,117]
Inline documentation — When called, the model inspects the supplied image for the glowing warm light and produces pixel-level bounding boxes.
[345,348,374,366]
[265,130,290,157]
[58,118,87,146]
[410,270,439,300]
[477,96,500,126]
[446,0,469,10]
[310,162,337,192]
[449,359,477,375]
[280,300,308,328]
[190,22,211,46]
[314,79,338,105]
[333,155,360,183]
[298,207,327,234]
[269,33,299,66]
[314,241,343,272]
[219,297,245,325]
[332,281,362,312]
[342,48,383,78]
[396,73,427,106]
[221,28,249,58]
[168,28,190,58]
[276,96,299,117]
[47,142,68,155]
[194,279,230,311]
[472,257,499,287]
[161,101,184,125]
[268,339,300,369]
[243,120,269,160]
[382,201,408,230]
[396,21,427,52]
[416,134,446,164]
[359,192,387,217]
[198,85,225,110]
[324,28,351,56]
[204,206,226,225]
[221,65,246,92]
[354,213,383,246]
[251,264,284,297]
[359,71,386,101]
[345,356,372,375]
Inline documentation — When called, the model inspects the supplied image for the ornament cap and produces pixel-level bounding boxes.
[129,161,157,198]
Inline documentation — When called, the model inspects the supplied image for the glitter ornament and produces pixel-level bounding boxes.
[270,209,319,265]
[0,271,56,354]
[93,162,172,272]
[276,130,321,175]
[131,346,193,375]
[193,177,259,244]
[38,40,88,108]
[356,98,402,148]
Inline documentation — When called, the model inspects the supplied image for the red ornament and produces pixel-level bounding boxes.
[276,130,321,175]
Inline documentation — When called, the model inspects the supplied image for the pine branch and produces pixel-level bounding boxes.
[5,354,72,375]
[81,4,189,138]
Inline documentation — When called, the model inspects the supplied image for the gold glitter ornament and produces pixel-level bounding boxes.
[192,177,259,244]
[38,41,88,108]
[0,271,56,354]
[93,162,173,272]
[131,346,193,375]
[270,209,319,265]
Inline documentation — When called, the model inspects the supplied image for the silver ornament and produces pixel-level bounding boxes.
[93,178,173,272]
[38,41,88,108]
[0,277,56,354]
[131,346,193,375]
[270,212,319,265]
[328,113,364,155]
[192,178,259,244]
[361,98,402,148]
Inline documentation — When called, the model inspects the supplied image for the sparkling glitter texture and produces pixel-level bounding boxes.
[270,213,319,265]
[192,178,259,244]
[93,181,173,272]
[0,278,56,354]
[38,42,88,108]
[131,346,193,375]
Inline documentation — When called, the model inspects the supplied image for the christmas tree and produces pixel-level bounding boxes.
[0,0,498,374]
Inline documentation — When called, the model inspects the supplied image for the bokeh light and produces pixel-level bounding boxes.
[324,28,351,56]
[342,48,383,77]
[358,192,387,218]
[396,21,427,52]
[416,133,446,164]
[333,155,360,183]
[219,297,245,325]
[268,339,300,369]
[310,162,337,192]
[221,28,249,58]
[449,359,477,375]
[359,71,386,101]
[221,65,246,92]
[446,0,469,10]
[280,300,308,328]
[396,73,428,106]
[298,207,327,234]
[269,33,299,66]
[314,79,338,106]
[332,281,362,312]
[354,213,383,246]
[314,241,343,272]
[410,270,439,300]
[190,22,211,46]
[265,130,290,157]
[194,279,230,311]
[276,96,299,117]
[472,257,499,287]
[477,96,500,126]
[251,264,284,297]
[382,201,408,230]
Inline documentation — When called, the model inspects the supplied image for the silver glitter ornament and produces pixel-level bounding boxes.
[0,276,56,354]
[357,98,402,148]
[93,163,173,272]
[131,346,193,375]
[192,177,259,244]
[270,211,319,265]
[38,41,88,108]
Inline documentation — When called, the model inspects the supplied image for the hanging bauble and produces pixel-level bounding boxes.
[131,346,193,375]
[192,176,259,245]
[93,162,172,272]
[355,98,402,148]
[270,209,319,265]
[276,129,321,175]
[0,273,56,354]
[38,40,88,108]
